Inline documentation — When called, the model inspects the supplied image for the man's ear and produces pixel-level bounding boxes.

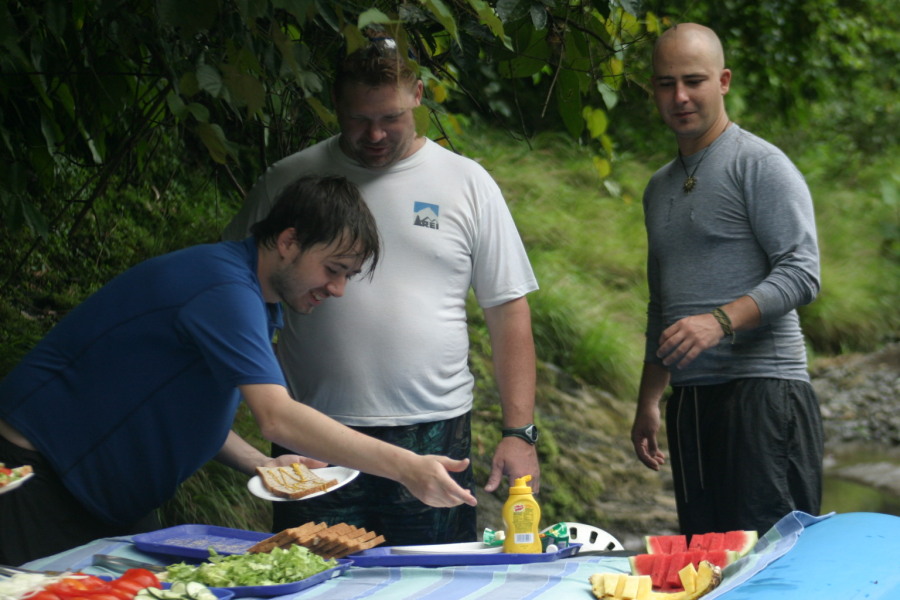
[276,228,297,259]
[720,68,732,95]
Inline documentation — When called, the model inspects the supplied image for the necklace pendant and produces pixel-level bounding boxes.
[683,176,696,193]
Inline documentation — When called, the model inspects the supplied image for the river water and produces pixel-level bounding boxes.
[821,444,900,516]
[813,343,900,517]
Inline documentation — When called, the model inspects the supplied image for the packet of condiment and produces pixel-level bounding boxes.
[540,522,569,551]
[482,527,506,547]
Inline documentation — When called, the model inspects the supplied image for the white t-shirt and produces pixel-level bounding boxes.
[225,136,538,425]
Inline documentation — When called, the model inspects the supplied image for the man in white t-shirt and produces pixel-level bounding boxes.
[225,40,540,544]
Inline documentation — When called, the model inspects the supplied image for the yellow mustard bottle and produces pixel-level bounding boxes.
[502,474,542,553]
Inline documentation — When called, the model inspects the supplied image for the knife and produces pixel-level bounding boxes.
[90,555,166,574]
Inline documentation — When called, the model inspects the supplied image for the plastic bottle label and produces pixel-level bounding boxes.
[514,533,534,543]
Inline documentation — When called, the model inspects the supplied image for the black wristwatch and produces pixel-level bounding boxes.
[502,423,539,445]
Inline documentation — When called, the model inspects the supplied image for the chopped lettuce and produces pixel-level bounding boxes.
[165,546,336,588]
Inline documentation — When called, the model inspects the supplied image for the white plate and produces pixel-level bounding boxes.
[389,541,503,555]
[247,466,359,502]
[0,471,34,495]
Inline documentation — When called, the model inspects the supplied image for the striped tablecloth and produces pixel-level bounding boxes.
[23,511,900,600]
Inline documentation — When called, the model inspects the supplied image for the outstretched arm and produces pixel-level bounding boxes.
[240,383,477,508]
[215,430,327,474]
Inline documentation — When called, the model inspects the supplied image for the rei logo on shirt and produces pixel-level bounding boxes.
[413,201,440,230]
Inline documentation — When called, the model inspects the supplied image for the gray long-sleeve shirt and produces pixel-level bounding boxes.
[643,125,820,385]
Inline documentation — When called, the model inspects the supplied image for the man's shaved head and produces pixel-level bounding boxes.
[653,23,726,73]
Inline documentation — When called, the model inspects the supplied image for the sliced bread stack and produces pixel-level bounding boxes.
[247,521,386,559]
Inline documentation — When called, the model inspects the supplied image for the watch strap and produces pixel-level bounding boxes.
[501,423,538,444]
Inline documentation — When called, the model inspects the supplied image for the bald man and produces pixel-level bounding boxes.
[630,24,824,536]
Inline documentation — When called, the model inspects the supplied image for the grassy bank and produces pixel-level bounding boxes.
[0,121,897,534]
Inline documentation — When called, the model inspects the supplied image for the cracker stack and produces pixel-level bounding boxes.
[247,521,386,559]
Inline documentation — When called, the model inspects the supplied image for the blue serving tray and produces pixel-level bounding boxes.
[131,524,350,597]
[347,542,582,568]
[132,525,270,560]
[212,560,352,598]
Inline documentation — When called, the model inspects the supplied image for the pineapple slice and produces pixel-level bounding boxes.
[589,561,722,600]
[678,562,697,594]
[693,561,723,597]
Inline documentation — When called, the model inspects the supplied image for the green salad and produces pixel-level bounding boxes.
[165,545,337,588]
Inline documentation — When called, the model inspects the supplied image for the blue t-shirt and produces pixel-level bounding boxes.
[0,238,286,525]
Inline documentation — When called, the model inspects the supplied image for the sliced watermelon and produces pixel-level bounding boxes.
[630,553,657,577]
[644,533,688,554]
[688,548,706,567]
[669,535,688,553]
[701,549,735,569]
[706,532,725,551]
[724,529,759,556]
[650,553,671,590]
[688,530,757,556]
[665,552,688,590]
[688,532,708,550]
[631,549,739,591]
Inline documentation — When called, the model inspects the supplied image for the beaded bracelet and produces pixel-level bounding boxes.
[712,307,736,344]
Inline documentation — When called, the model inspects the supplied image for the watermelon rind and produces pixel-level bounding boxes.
[724,529,759,556]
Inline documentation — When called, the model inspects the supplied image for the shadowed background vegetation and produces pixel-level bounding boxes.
[1,0,897,538]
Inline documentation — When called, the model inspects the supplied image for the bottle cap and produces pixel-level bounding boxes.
[510,474,534,494]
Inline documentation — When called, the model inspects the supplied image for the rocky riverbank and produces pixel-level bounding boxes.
[813,343,900,500]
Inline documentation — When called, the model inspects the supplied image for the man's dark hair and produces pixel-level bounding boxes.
[251,175,380,277]
[333,39,419,100]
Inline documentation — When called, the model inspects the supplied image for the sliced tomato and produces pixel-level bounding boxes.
[104,586,137,600]
[108,579,147,597]
[117,569,160,589]
[47,575,110,597]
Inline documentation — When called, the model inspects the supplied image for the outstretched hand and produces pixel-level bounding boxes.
[399,455,478,508]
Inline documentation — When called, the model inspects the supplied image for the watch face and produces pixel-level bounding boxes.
[525,425,539,442]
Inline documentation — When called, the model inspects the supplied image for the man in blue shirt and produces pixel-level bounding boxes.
[0,175,476,565]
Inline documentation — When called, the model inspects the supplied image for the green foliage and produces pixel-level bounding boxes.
[643,0,899,155]
[0,0,656,254]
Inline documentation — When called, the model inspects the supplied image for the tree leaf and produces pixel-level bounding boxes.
[221,64,266,115]
[166,91,189,120]
[421,0,459,44]
[195,122,236,164]
[196,64,224,98]
[556,68,583,139]
[582,105,608,138]
[467,0,512,49]
[596,81,618,110]
[358,8,393,30]
[592,155,611,178]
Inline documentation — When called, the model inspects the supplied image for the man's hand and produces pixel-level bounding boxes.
[398,456,478,508]
[483,436,540,494]
[657,313,723,369]
[631,406,666,471]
